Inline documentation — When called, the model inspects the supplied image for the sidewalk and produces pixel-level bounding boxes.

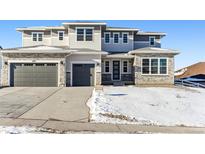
[0,118,205,133]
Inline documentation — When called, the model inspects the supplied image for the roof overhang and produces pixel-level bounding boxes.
[103,53,134,59]
[62,22,107,26]
[16,26,65,32]
[0,46,108,55]
[106,27,139,31]
[137,32,167,36]
[129,47,179,56]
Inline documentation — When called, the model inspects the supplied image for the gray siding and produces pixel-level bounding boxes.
[102,31,134,52]
[134,35,161,49]
[134,42,161,49]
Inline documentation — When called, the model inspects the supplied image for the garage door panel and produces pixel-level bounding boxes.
[10,63,58,87]
[72,64,95,86]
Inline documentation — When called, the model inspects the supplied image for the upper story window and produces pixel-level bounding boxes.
[149,36,155,46]
[104,60,110,73]
[113,33,119,44]
[104,32,110,44]
[76,28,93,41]
[32,32,43,42]
[122,60,128,73]
[142,58,168,75]
[122,33,129,44]
[58,31,64,41]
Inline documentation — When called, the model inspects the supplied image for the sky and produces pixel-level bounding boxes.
[0,20,205,70]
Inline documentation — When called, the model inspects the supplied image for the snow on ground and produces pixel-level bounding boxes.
[87,86,205,127]
[0,126,72,134]
[0,126,39,134]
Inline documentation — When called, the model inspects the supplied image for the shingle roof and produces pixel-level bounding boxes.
[175,62,205,79]
[0,45,108,55]
[129,47,179,55]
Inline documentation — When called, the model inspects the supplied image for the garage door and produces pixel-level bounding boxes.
[72,64,95,86]
[10,63,58,87]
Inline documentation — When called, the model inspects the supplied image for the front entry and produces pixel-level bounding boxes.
[72,64,95,86]
[112,60,120,80]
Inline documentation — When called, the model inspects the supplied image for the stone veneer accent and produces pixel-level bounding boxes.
[134,54,175,86]
[96,72,101,85]
[1,53,68,87]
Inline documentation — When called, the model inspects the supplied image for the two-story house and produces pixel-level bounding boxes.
[0,21,179,87]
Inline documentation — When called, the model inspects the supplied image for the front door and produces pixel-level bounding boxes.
[112,60,120,80]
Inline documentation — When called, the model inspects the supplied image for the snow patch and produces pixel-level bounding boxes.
[87,86,205,127]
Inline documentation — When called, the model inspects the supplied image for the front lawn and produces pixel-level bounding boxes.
[87,86,205,127]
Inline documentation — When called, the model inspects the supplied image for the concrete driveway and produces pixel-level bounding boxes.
[0,87,93,122]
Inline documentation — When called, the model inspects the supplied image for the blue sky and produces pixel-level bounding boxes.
[0,20,205,70]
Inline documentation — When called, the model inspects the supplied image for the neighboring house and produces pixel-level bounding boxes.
[175,62,205,85]
[0,21,179,87]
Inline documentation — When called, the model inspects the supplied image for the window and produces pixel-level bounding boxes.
[77,28,84,41]
[122,33,128,43]
[32,33,37,41]
[142,58,168,75]
[58,31,64,41]
[142,59,150,74]
[149,36,155,46]
[85,29,93,41]
[32,32,43,42]
[123,61,128,73]
[151,59,158,74]
[104,32,110,44]
[76,28,93,41]
[160,59,167,74]
[113,33,119,43]
[104,61,110,73]
[38,33,43,41]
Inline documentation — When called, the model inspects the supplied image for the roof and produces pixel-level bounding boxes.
[16,26,65,32]
[175,62,205,79]
[103,53,134,58]
[137,31,166,36]
[129,47,179,55]
[62,22,106,26]
[0,45,108,55]
[106,27,139,31]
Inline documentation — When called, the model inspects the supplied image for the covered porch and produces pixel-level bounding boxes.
[101,53,135,85]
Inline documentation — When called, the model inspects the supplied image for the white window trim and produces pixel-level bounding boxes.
[122,32,129,44]
[141,57,168,76]
[31,32,44,42]
[122,60,130,74]
[75,27,94,42]
[149,36,156,46]
[113,32,120,44]
[58,31,64,41]
[103,60,111,74]
[104,32,110,44]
